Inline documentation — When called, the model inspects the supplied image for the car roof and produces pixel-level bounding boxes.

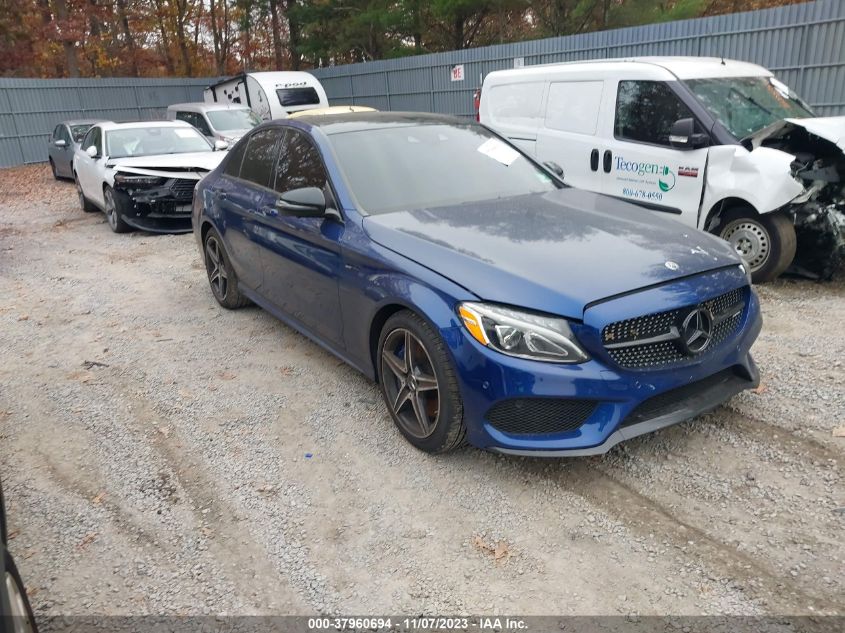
[486,56,771,82]
[282,111,471,135]
[61,119,106,126]
[98,120,195,131]
[168,102,253,113]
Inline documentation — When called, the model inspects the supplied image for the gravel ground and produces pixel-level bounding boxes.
[0,164,842,618]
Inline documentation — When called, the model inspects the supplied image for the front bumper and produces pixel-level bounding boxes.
[113,183,195,235]
[449,268,762,456]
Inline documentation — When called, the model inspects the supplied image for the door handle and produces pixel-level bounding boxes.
[603,150,612,173]
[590,149,599,172]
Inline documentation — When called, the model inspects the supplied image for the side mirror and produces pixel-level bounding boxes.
[544,161,564,179]
[214,139,229,151]
[85,145,98,158]
[54,139,67,148]
[276,187,326,217]
[669,118,709,149]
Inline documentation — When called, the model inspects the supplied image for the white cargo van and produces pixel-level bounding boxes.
[204,72,328,121]
[480,57,845,282]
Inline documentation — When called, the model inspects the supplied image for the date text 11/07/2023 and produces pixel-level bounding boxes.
[307,617,529,631]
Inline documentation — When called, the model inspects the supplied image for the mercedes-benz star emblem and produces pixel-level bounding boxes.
[679,307,713,355]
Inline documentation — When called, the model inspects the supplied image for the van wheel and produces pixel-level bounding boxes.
[716,207,796,283]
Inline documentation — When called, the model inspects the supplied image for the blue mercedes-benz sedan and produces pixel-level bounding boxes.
[192,112,761,456]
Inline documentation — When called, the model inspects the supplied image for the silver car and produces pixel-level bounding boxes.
[47,120,106,180]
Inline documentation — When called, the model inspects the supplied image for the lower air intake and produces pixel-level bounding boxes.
[486,398,598,436]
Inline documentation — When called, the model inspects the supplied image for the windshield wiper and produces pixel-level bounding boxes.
[729,87,774,116]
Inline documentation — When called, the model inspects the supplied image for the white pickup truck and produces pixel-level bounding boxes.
[480,57,845,282]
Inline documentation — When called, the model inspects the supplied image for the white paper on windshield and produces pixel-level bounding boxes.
[477,138,520,166]
[174,128,197,138]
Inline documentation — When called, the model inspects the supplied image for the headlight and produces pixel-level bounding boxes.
[457,302,589,363]
[113,173,165,186]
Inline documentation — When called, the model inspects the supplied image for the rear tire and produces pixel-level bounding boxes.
[377,310,466,454]
[715,207,796,283]
[48,158,58,180]
[103,186,131,233]
[203,228,250,309]
[74,174,97,213]
[3,550,37,633]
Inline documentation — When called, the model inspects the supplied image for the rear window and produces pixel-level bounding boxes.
[277,87,320,108]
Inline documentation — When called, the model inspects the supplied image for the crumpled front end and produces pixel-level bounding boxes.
[110,168,206,234]
[756,117,845,279]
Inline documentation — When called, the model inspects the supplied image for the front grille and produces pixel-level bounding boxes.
[621,367,751,428]
[170,178,197,201]
[486,398,598,436]
[602,287,746,369]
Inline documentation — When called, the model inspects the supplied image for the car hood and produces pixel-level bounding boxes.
[363,189,741,318]
[751,116,845,152]
[107,151,226,178]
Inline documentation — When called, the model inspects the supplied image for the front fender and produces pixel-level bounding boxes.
[701,145,803,224]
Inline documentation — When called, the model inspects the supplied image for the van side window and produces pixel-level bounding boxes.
[487,82,544,127]
[545,81,603,135]
[615,81,694,146]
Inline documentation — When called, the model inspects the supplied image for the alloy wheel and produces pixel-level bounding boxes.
[380,328,440,439]
[205,236,228,300]
[721,219,770,272]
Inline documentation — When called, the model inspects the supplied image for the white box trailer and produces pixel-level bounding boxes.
[204,71,328,121]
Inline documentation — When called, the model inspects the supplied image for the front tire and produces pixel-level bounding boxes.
[716,208,796,283]
[74,174,97,213]
[377,311,465,453]
[3,550,37,633]
[103,186,131,233]
[203,228,250,309]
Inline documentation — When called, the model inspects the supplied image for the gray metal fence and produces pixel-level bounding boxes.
[1,0,843,169]
[310,0,845,119]
[0,77,215,168]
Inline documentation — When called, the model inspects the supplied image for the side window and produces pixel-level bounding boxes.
[175,111,193,125]
[614,81,694,146]
[238,129,281,187]
[52,125,62,141]
[545,81,604,135]
[195,115,213,136]
[61,126,72,144]
[81,127,100,154]
[273,130,328,194]
[487,81,544,128]
[223,137,248,177]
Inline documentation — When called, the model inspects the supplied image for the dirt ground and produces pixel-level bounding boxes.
[0,164,842,619]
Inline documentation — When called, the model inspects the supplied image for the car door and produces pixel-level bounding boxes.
[257,128,345,347]
[212,128,282,293]
[601,80,708,225]
[76,126,103,204]
[57,125,75,176]
[48,125,65,175]
[536,80,607,193]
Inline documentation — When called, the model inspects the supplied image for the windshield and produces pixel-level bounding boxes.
[70,124,93,143]
[329,123,557,215]
[207,109,261,132]
[684,76,815,139]
[106,126,212,159]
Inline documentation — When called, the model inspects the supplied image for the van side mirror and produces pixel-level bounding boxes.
[276,187,326,217]
[544,161,565,179]
[669,118,709,150]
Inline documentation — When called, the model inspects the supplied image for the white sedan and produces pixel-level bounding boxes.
[73,120,228,234]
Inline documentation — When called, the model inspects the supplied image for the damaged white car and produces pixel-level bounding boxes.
[480,57,845,282]
[73,120,228,234]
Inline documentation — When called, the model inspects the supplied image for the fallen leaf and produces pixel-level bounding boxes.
[752,384,768,395]
[493,541,511,561]
[91,492,105,505]
[17,314,28,321]
[158,426,171,438]
[833,426,845,438]
[218,371,236,381]
[78,532,98,549]
[7,529,20,540]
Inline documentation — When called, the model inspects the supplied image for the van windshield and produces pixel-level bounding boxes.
[207,109,261,132]
[684,76,814,139]
[329,123,558,215]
